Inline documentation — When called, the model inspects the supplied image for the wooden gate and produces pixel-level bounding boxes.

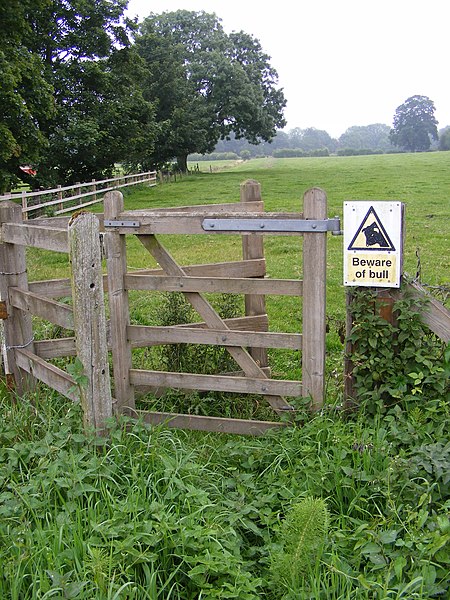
[0,181,339,435]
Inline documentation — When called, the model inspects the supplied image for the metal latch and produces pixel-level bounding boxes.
[103,220,140,228]
[202,217,341,234]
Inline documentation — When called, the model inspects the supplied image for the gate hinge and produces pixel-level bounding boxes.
[202,217,342,234]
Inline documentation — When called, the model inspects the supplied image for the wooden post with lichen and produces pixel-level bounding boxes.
[103,191,135,415]
[0,201,35,392]
[302,187,327,411]
[240,180,269,370]
[68,212,112,433]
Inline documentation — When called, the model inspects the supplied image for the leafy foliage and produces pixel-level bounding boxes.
[1,378,448,598]
[136,10,286,171]
[0,0,54,192]
[390,95,439,152]
[270,497,330,595]
[347,286,449,412]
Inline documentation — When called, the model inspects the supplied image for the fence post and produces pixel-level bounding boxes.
[68,212,112,433]
[91,179,97,204]
[0,201,35,392]
[240,180,269,370]
[302,187,327,410]
[57,185,63,212]
[344,290,356,405]
[21,190,28,220]
[103,191,135,415]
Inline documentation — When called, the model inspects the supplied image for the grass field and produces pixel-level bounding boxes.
[2,152,449,598]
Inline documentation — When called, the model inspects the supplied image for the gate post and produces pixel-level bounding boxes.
[103,191,135,415]
[302,188,327,410]
[68,212,112,433]
[240,180,269,370]
[0,201,35,393]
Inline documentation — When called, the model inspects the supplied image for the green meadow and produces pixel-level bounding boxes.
[1,152,449,598]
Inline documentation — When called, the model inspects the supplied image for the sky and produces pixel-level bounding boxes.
[125,0,449,139]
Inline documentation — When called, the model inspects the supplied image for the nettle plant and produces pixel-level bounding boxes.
[347,286,450,411]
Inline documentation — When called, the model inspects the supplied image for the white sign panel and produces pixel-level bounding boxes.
[344,201,403,288]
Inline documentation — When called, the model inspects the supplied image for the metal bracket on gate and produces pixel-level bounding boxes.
[103,220,140,228]
[202,217,342,234]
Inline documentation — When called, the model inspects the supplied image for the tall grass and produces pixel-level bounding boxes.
[1,384,448,598]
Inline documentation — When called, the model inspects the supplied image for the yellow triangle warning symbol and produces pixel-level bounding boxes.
[347,206,396,251]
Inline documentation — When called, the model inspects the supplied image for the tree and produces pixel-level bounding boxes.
[0,0,54,192]
[136,10,286,171]
[439,126,450,151]
[389,95,438,152]
[25,0,157,187]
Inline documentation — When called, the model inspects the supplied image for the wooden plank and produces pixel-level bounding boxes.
[134,410,287,435]
[130,369,302,398]
[15,348,77,401]
[32,216,72,228]
[69,212,112,432]
[28,278,73,298]
[34,338,76,359]
[132,366,272,398]
[104,191,135,414]
[26,259,266,299]
[9,287,74,329]
[123,259,266,279]
[181,259,266,278]
[302,188,327,411]
[0,201,35,392]
[106,211,305,235]
[132,201,263,214]
[124,274,302,296]
[128,325,302,349]
[402,281,450,342]
[176,314,269,332]
[0,222,68,253]
[241,180,269,369]
[137,234,290,413]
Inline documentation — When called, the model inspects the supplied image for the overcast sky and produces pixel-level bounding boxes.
[125,0,449,138]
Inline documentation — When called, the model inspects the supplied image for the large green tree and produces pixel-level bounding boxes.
[0,0,54,192]
[389,95,438,152]
[26,0,156,187]
[136,10,286,171]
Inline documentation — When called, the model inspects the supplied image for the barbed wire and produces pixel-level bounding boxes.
[414,247,450,306]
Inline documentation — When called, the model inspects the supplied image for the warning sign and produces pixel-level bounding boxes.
[344,202,403,288]
[347,206,395,252]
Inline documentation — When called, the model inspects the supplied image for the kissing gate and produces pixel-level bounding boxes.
[0,182,340,435]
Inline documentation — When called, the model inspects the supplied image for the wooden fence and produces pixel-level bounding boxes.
[0,171,157,219]
[0,181,339,435]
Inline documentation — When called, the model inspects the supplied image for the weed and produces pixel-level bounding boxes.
[269,496,330,595]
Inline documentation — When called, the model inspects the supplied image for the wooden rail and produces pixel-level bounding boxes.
[0,171,157,219]
[400,281,450,342]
